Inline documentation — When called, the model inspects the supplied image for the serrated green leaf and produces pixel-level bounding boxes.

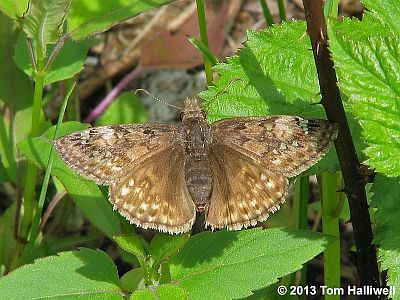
[362,0,400,35]
[68,0,175,40]
[328,18,400,176]
[0,15,33,112]
[14,34,93,84]
[22,0,70,51]
[18,122,133,238]
[98,92,147,125]
[114,235,147,260]
[0,0,29,19]
[130,284,187,300]
[149,233,189,274]
[200,21,348,175]
[170,228,334,300]
[370,174,400,300]
[0,248,123,299]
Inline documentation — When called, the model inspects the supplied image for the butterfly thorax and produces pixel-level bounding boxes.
[181,99,213,212]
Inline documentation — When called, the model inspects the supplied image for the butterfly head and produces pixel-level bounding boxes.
[180,98,206,124]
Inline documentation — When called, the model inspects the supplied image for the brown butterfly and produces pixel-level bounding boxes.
[55,98,338,234]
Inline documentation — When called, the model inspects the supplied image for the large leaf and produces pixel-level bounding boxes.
[18,122,133,238]
[170,228,334,300]
[328,17,400,176]
[68,0,175,40]
[362,0,400,35]
[0,0,29,19]
[370,174,400,300]
[22,0,70,51]
[200,21,351,175]
[0,248,123,299]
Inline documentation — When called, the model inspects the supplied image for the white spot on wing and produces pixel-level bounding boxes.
[121,187,130,196]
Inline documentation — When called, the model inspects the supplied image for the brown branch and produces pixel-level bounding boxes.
[302,0,380,291]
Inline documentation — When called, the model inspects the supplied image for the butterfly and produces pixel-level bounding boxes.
[55,98,338,234]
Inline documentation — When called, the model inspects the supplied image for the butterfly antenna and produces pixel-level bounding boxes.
[135,89,182,110]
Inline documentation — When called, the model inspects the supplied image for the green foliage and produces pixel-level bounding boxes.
[98,93,148,125]
[0,248,123,299]
[68,0,175,40]
[170,228,333,300]
[370,175,400,299]
[22,0,70,53]
[14,34,94,85]
[130,284,187,300]
[200,21,351,175]
[0,203,18,273]
[0,0,29,19]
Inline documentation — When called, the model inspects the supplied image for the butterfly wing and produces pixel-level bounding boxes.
[55,124,182,184]
[109,144,196,234]
[206,143,288,230]
[211,115,338,177]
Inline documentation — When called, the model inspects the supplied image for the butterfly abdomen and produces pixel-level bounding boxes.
[184,121,213,211]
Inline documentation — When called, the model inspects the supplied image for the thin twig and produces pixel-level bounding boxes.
[40,191,67,231]
[302,0,380,291]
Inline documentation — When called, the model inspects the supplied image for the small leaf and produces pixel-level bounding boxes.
[0,0,29,19]
[68,0,175,40]
[170,228,334,300]
[14,34,93,84]
[98,92,147,125]
[370,174,400,299]
[18,122,133,238]
[120,268,144,292]
[188,36,219,66]
[0,248,123,299]
[22,0,70,51]
[114,235,147,260]
[149,234,190,273]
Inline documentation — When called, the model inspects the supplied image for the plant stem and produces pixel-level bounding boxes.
[320,172,341,300]
[195,0,213,86]
[302,0,379,292]
[23,82,77,262]
[276,0,286,22]
[294,176,309,298]
[259,0,274,27]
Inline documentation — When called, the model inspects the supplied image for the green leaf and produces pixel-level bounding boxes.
[200,21,346,175]
[22,0,70,51]
[130,284,187,300]
[362,0,400,35]
[120,268,145,292]
[98,92,147,125]
[149,233,190,274]
[68,0,175,40]
[114,235,147,260]
[18,122,133,238]
[0,15,33,112]
[14,34,93,84]
[0,0,29,19]
[0,248,123,299]
[188,36,219,66]
[0,203,18,273]
[170,228,334,300]
[370,174,400,299]
[328,18,400,176]
[0,114,16,183]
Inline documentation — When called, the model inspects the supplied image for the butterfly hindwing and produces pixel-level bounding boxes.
[109,144,196,234]
[206,143,288,230]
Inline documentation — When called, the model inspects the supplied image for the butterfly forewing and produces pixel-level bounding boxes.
[55,124,182,184]
[211,115,338,177]
[206,143,288,230]
[110,145,196,234]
